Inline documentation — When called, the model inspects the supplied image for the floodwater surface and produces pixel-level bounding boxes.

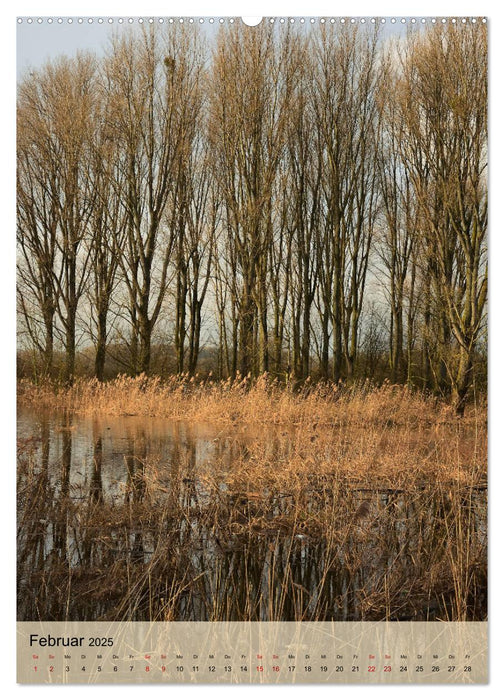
[17,408,487,623]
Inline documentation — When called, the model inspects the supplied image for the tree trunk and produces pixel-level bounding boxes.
[452,349,473,416]
[94,308,108,382]
[188,302,202,376]
[137,317,151,375]
[175,265,187,374]
[64,308,76,385]
[239,284,255,376]
[42,305,54,377]
[258,298,269,374]
[320,310,330,380]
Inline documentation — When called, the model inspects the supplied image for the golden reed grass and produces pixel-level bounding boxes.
[17,374,487,622]
[18,374,487,487]
[18,373,485,422]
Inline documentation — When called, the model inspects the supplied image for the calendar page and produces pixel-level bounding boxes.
[16,14,488,684]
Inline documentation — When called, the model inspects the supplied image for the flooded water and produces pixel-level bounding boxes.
[17,408,487,623]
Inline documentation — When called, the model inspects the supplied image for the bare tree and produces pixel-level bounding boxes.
[209,22,299,376]
[173,136,218,375]
[312,24,381,380]
[285,37,322,378]
[375,55,419,383]
[396,22,487,411]
[17,112,59,376]
[17,54,98,383]
[86,79,129,380]
[104,25,205,375]
[16,21,487,397]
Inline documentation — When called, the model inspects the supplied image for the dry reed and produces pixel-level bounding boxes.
[18,375,487,486]
[17,375,487,622]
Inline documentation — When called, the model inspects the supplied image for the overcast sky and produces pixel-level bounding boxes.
[17,17,221,77]
[17,19,113,76]
[16,15,416,79]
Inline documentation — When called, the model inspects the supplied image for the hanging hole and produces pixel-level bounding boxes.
[242,17,262,26]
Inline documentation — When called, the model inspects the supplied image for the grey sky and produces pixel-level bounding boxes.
[17,17,226,77]
[17,19,114,77]
[16,16,414,79]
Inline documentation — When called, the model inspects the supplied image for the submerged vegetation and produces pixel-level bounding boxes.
[17,376,487,622]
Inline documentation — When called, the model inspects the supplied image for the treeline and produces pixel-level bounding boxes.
[17,20,487,411]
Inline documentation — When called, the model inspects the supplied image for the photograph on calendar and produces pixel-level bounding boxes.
[17,16,487,635]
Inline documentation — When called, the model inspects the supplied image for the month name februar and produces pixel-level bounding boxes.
[29,634,84,647]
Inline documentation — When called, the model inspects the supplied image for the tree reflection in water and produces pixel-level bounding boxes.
[17,411,487,622]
